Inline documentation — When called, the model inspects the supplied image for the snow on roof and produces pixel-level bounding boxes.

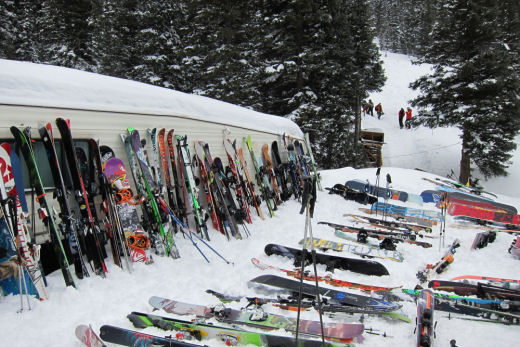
[0,59,303,138]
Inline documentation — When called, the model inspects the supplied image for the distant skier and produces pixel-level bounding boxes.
[405,107,413,129]
[398,108,405,129]
[375,103,383,119]
[361,100,368,116]
[368,99,374,117]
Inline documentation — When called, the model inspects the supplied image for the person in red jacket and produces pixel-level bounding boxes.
[375,103,383,119]
[398,108,405,129]
[405,107,412,129]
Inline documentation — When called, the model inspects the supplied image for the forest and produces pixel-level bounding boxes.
[1,0,519,182]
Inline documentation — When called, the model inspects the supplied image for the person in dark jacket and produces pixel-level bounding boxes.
[367,99,374,117]
[398,108,405,129]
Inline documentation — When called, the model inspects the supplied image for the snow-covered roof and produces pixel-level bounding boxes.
[0,59,303,138]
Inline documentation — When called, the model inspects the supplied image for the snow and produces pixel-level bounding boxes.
[2,52,520,347]
[0,59,303,139]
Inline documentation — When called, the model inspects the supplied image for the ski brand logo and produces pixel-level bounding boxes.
[0,147,14,190]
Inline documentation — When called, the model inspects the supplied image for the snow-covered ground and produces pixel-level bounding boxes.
[1,52,520,347]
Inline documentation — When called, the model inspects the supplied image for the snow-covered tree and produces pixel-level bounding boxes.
[179,1,259,104]
[252,0,384,169]
[410,0,520,183]
[40,0,99,70]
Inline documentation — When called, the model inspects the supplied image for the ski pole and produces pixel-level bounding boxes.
[159,198,233,265]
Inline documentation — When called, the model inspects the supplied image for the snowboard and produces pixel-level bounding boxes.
[371,202,442,222]
[333,230,405,262]
[298,237,404,262]
[345,179,408,202]
[104,157,152,263]
[264,243,390,276]
[148,296,365,341]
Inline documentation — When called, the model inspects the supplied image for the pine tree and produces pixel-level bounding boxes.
[180,1,259,104]
[0,0,45,62]
[40,0,99,70]
[96,0,141,79]
[410,0,520,183]
[126,1,185,89]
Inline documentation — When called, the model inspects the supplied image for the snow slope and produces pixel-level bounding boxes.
[1,53,520,347]
[365,51,520,198]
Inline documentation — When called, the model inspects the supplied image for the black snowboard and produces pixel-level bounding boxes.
[264,243,389,276]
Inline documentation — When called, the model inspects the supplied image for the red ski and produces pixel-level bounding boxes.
[251,258,401,292]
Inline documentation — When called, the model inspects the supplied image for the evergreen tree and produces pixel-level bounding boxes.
[127,1,185,89]
[0,0,45,62]
[410,0,520,183]
[250,0,383,169]
[179,1,259,104]
[96,0,141,79]
[40,0,99,70]
[0,0,18,59]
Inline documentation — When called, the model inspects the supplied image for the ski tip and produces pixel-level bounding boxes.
[75,324,106,347]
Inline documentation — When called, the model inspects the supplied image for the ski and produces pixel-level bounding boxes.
[201,141,241,239]
[359,207,436,227]
[345,213,432,233]
[236,146,264,219]
[303,133,322,191]
[193,141,223,235]
[166,130,186,222]
[38,125,90,280]
[249,274,400,311]
[127,311,352,347]
[148,296,365,342]
[224,137,253,223]
[245,136,275,217]
[1,142,48,299]
[10,126,76,288]
[251,257,401,292]
[75,324,106,347]
[175,135,209,240]
[428,280,520,301]
[450,275,520,285]
[416,239,460,283]
[56,118,107,276]
[99,325,209,347]
[128,128,180,258]
[319,221,433,248]
[415,289,435,347]
[206,289,408,321]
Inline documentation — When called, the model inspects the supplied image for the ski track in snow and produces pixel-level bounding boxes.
[1,51,520,346]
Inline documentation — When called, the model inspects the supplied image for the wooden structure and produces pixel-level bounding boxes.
[360,129,384,167]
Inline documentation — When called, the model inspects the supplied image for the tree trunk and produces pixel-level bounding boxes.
[354,94,361,149]
[459,128,471,184]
